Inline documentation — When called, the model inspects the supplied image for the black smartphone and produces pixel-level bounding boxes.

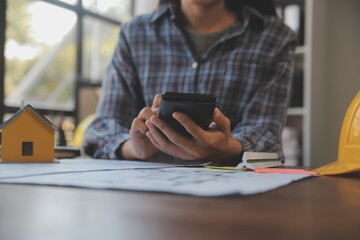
[158,92,217,137]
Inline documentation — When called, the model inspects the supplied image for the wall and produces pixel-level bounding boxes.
[326,0,360,164]
[310,0,360,167]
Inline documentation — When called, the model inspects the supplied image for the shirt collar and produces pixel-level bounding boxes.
[151,4,177,23]
[242,6,266,30]
[151,4,265,31]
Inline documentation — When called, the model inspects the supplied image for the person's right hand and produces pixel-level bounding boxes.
[119,94,162,160]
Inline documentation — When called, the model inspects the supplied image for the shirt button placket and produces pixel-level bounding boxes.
[191,61,200,93]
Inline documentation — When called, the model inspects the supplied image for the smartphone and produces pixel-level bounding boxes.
[158,92,217,137]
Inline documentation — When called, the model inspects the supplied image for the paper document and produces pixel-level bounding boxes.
[0,159,184,179]
[0,159,313,196]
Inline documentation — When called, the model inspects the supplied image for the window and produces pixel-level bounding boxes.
[22,141,33,156]
[0,0,133,123]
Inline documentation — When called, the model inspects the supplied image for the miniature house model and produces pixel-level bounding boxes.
[0,104,57,162]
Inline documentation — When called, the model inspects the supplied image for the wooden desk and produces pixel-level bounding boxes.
[0,172,359,240]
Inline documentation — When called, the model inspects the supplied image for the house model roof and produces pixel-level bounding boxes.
[0,104,58,131]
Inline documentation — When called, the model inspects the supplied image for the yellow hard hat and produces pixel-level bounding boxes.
[72,114,95,149]
[313,91,360,175]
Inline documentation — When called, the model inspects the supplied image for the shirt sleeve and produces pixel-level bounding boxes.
[232,34,297,160]
[82,26,145,159]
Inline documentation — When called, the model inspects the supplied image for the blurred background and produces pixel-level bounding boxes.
[0,0,359,167]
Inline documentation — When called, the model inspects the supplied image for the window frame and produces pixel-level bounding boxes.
[0,0,5,123]
[0,0,133,124]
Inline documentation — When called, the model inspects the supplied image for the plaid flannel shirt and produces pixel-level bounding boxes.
[83,4,297,161]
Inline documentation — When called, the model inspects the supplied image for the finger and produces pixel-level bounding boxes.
[130,117,149,135]
[138,107,157,120]
[213,108,231,134]
[145,131,162,150]
[151,107,159,115]
[146,131,190,160]
[148,115,195,149]
[172,112,207,141]
[146,117,205,160]
[152,94,162,109]
[145,120,184,154]
[145,118,172,147]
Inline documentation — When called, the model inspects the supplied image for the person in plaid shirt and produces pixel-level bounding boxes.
[83,0,297,164]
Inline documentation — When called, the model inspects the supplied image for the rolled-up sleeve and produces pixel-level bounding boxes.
[232,35,297,160]
[82,25,144,159]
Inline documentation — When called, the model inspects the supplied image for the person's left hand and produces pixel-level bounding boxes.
[144,108,243,161]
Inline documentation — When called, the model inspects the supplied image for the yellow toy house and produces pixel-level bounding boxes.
[0,104,57,162]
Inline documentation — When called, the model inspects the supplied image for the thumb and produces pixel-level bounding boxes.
[151,94,162,112]
[213,108,231,134]
[153,94,162,108]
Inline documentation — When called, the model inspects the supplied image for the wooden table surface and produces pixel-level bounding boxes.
[0,172,359,240]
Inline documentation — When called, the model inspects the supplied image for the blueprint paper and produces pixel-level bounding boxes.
[0,164,312,196]
[0,159,185,179]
